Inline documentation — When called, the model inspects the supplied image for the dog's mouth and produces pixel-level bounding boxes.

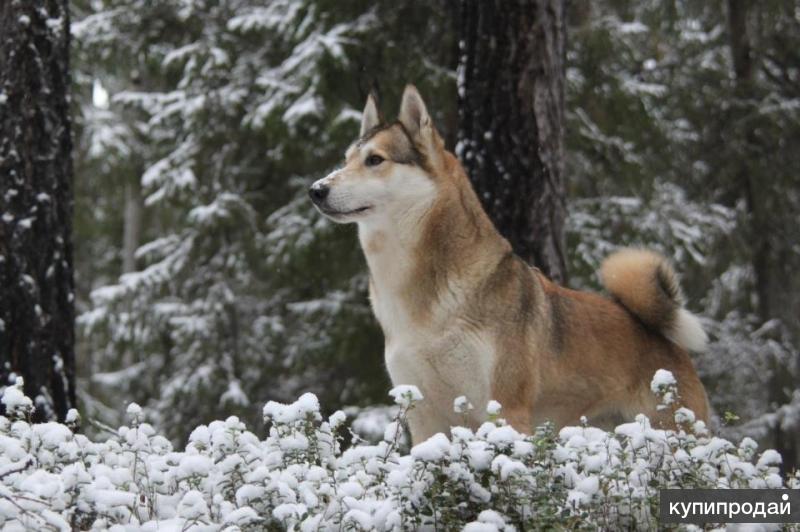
[320,205,372,218]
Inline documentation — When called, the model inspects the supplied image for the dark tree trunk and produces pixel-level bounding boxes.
[0,0,76,422]
[726,0,798,473]
[456,0,568,284]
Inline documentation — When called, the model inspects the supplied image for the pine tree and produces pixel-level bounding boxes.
[0,0,76,422]
[726,0,799,473]
[73,0,456,441]
[565,0,800,465]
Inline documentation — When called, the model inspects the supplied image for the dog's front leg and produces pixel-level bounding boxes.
[491,352,537,435]
[404,402,445,446]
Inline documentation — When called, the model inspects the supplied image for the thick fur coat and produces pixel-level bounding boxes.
[310,85,710,444]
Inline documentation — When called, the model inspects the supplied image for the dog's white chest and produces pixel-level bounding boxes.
[384,327,494,437]
[358,216,495,439]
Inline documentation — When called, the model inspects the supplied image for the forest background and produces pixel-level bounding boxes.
[3,0,798,471]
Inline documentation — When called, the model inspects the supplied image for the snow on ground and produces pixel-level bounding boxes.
[0,375,797,531]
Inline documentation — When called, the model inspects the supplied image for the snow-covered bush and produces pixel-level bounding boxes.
[1,376,797,531]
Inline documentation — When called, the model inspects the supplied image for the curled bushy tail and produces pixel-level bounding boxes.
[600,248,707,352]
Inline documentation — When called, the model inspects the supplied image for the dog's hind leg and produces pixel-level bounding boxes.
[624,371,711,431]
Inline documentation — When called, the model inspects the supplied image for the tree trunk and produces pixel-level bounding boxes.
[122,179,142,273]
[726,0,798,473]
[0,0,76,422]
[456,0,568,284]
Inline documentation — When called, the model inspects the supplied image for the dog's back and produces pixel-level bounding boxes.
[526,250,710,429]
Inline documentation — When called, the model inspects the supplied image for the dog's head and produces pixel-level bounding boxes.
[309,85,446,224]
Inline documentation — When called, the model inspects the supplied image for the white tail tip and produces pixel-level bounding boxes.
[666,308,708,352]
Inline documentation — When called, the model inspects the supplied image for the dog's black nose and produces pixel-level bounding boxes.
[309,184,329,204]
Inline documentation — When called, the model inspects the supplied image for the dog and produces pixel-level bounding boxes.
[309,85,710,444]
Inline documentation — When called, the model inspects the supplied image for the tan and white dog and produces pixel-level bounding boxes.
[309,85,710,444]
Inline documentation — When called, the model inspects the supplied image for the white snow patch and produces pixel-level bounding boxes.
[388,385,423,407]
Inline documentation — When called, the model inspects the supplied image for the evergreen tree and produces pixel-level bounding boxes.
[565,0,799,465]
[0,0,76,422]
[73,0,456,442]
[725,0,799,472]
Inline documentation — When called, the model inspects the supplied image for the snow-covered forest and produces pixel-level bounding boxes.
[1,0,799,529]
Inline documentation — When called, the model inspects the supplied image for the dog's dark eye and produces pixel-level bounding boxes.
[365,154,384,167]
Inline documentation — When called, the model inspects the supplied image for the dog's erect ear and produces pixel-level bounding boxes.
[398,84,443,167]
[398,84,432,138]
[360,93,382,137]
